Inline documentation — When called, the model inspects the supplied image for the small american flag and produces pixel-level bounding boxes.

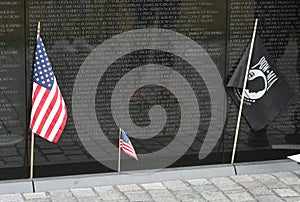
[120,129,138,160]
[30,36,67,143]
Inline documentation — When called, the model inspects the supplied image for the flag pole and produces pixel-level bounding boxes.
[231,19,258,165]
[30,21,41,181]
[118,128,121,173]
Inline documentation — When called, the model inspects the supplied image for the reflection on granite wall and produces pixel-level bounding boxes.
[0,0,298,179]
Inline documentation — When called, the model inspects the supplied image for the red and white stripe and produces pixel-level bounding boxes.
[30,77,67,143]
[120,140,138,160]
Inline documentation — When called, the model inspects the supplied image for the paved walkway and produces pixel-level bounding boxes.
[0,170,300,202]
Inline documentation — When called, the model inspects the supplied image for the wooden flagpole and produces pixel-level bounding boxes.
[118,128,121,173]
[231,19,258,165]
[30,21,41,181]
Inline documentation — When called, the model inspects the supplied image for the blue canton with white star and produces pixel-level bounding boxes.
[121,129,129,143]
[33,36,54,90]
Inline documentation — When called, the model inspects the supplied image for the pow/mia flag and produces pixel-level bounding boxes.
[227,36,294,131]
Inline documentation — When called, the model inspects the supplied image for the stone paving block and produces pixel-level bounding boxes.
[284,197,300,202]
[0,193,24,202]
[48,189,73,197]
[152,196,180,202]
[263,180,289,189]
[255,195,284,202]
[94,186,125,201]
[23,192,47,200]
[272,172,300,185]
[70,188,97,198]
[117,184,142,192]
[226,192,255,201]
[251,174,277,181]
[173,190,203,201]
[237,180,264,189]
[141,182,166,190]
[181,198,207,202]
[293,185,300,192]
[230,174,254,182]
[26,199,51,202]
[123,191,151,201]
[192,184,219,193]
[273,188,300,197]
[280,177,300,185]
[247,186,273,196]
[200,191,230,201]
[163,180,190,191]
[148,189,173,197]
[76,196,102,202]
[186,178,212,186]
[48,189,76,202]
[272,172,298,178]
[51,198,77,202]
[216,184,245,193]
[209,177,236,186]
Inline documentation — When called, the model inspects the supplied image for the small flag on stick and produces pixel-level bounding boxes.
[118,128,138,173]
[120,129,138,161]
[30,35,67,143]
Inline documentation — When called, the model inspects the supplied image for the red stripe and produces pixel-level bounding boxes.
[121,147,138,160]
[32,85,41,105]
[122,145,136,155]
[122,147,136,155]
[43,91,63,140]
[120,140,137,160]
[30,89,50,130]
[52,108,67,143]
[36,86,59,135]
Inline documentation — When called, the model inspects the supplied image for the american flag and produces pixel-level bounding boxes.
[30,36,67,143]
[120,129,138,160]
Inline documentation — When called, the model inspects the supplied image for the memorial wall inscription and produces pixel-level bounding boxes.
[0,0,298,178]
[0,0,25,172]
[26,0,228,171]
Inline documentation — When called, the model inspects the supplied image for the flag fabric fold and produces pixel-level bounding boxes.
[120,129,138,160]
[30,36,67,143]
[227,35,293,131]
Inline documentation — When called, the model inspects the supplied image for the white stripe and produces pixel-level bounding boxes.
[30,84,46,126]
[47,100,66,142]
[39,85,61,137]
[32,81,58,135]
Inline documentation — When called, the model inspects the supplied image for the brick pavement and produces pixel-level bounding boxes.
[0,170,299,201]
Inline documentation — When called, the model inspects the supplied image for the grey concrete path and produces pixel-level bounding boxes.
[0,170,300,202]
[0,160,299,201]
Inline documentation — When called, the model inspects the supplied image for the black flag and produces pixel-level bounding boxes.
[227,36,294,131]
